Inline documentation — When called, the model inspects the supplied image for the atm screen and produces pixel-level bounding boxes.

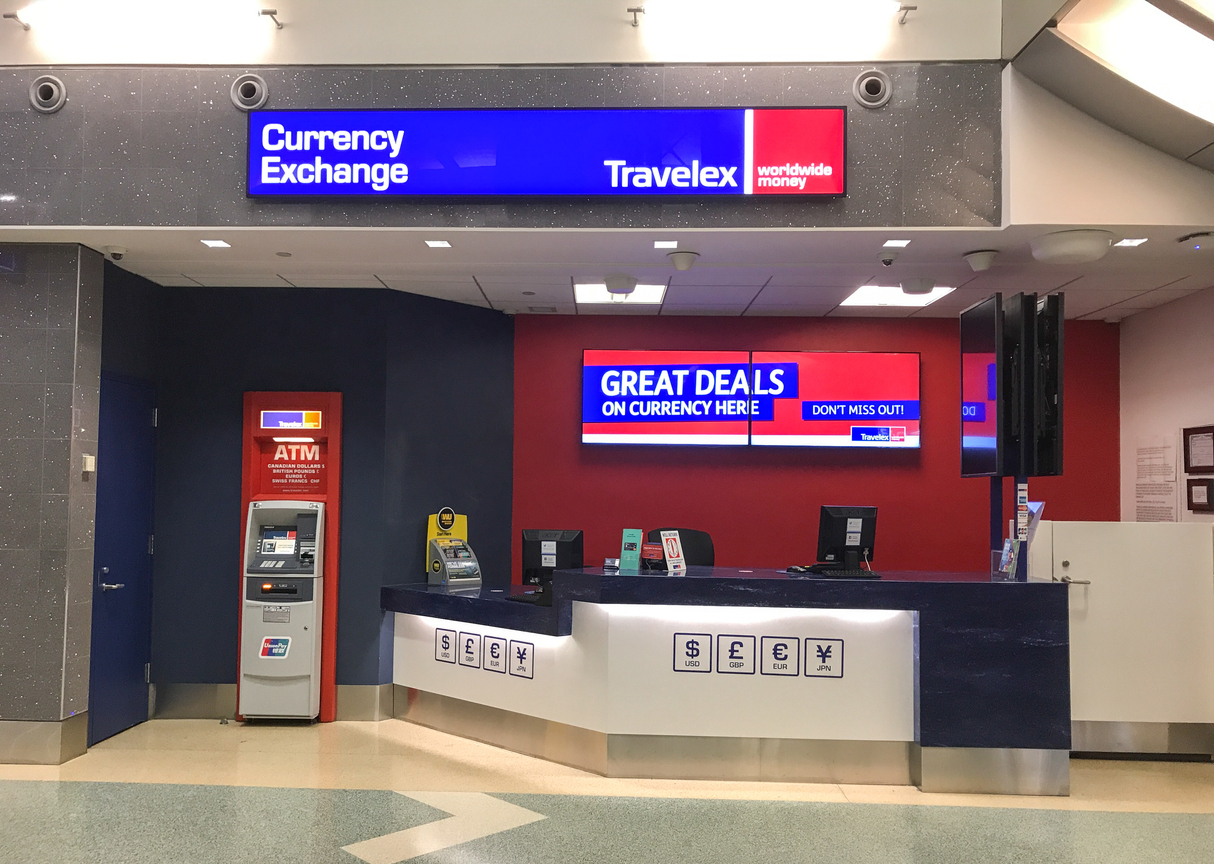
[260,527,297,556]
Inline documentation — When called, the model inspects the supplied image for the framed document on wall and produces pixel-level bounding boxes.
[1183,425,1214,474]
[1187,478,1214,513]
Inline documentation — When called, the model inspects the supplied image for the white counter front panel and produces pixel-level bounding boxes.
[395,602,915,741]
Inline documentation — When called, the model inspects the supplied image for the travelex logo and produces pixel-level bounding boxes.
[247,107,844,197]
[260,637,290,659]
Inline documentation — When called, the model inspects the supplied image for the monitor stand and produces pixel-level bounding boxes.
[809,550,862,574]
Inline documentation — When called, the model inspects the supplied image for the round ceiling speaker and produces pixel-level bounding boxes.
[1029,230,1114,265]
[852,69,892,109]
[667,251,699,271]
[231,73,269,111]
[29,75,67,114]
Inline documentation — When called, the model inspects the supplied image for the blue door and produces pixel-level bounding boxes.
[88,373,157,746]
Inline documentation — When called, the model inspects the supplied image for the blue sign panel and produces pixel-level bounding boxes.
[247,108,846,197]
[801,400,920,421]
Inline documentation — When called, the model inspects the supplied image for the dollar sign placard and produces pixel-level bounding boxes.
[674,632,710,673]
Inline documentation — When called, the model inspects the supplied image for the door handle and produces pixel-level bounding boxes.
[1061,576,1090,585]
[101,582,126,591]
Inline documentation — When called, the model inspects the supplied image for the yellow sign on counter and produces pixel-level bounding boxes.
[427,507,467,544]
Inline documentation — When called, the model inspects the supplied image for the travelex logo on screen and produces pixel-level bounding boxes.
[247,108,844,196]
[582,350,921,448]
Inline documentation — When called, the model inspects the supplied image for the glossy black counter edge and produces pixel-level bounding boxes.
[381,584,558,634]
[381,570,1071,751]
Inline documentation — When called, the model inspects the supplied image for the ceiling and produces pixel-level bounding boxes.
[3,223,1213,321]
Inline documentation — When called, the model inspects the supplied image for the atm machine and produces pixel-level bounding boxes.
[239,500,324,719]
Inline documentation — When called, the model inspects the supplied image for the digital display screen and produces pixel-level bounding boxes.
[247,108,845,197]
[260,528,297,555]
[961,295,1001,476]
[750,352,920,447]
[582,350,920,448]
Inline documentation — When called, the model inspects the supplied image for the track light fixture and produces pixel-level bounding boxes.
[3,11,29,29]
[898,5,917,25]
[627,5,645,26]
[259,8,283,29]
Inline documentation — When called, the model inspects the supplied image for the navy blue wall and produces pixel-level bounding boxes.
[101,268,514,686]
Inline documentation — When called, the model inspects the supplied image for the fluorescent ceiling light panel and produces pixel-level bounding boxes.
[882,239,912,248]
[1114,238,1149,247]
[574,283,667,304]
[425,240,452,248]
[840,285,955,307]
[200,240,230,248]
[1059,0,1214,124]
[654,240,679,249]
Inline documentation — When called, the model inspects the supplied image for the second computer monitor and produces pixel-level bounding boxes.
[816,506,877,570]
[521,529,584,585]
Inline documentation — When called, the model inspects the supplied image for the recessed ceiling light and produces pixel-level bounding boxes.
[275,251,292,257]
[0,193,17,202]
[840,285,955,308]
[882,239,911,248]
[574,283,666,304]
[1114,238,1148,247]
[654,240,678,249]
[521,291,536,296]
[425,240,451,248]
[200,239,230,248]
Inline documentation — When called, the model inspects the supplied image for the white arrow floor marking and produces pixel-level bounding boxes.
[342,791,546,864]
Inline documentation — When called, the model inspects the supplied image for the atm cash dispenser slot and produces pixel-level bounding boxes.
[428,537,482,587]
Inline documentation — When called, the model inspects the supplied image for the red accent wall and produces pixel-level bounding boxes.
[511,316,1119,579]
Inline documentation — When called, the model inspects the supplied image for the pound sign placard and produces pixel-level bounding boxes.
[716,634,755,674]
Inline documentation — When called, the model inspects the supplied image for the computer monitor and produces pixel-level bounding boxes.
[815,506,877,571]
[521,529,584,587]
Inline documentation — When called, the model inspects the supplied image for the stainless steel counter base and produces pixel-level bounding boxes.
[397,685,906,785]
[1072,721,1214,757]
[911,745,1070,795]
[0,714,88,765]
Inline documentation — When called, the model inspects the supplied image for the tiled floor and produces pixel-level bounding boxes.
[2,719,1213,863]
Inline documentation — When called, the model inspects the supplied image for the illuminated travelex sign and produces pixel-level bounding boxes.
[260,410,322,429]
[247,108,845,196]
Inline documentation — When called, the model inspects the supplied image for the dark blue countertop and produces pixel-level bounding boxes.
[382,566,1070,751]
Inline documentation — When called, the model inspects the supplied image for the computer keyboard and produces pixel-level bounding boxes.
[786,566,881,579]
[815,568,881,579]
[505,590,552,606]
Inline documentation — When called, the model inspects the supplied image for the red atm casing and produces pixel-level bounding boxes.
[238,392,342,722]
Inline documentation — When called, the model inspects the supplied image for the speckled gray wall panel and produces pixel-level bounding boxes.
[0,64,1001,229]
[0,243,101,723]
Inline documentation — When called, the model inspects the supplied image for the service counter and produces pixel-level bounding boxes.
[382,567,1070,795]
